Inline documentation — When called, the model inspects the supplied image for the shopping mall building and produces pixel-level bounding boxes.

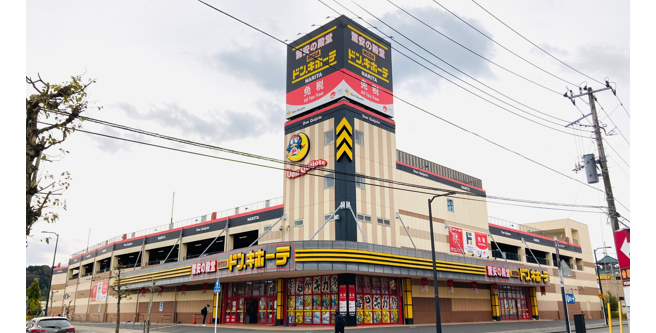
[48,16,603,326]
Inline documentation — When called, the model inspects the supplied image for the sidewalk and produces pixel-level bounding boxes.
[72,319,629,333]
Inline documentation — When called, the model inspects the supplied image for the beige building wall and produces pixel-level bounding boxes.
[283,118,336,242]
[354,119,397,247]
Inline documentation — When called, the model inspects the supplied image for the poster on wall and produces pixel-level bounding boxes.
[449,227,489,258]
[92,281,109,302]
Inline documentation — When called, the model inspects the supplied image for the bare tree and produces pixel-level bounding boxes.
[111,264,132,333]
[144,279,157,333]
[26,74,100,239]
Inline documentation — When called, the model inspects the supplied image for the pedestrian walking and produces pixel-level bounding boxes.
[201,304,209,326]
[334,311,345,333]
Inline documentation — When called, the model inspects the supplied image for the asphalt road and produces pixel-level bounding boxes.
[71,319,628,333]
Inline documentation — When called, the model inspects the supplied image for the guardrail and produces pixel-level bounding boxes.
[69,196,283,258]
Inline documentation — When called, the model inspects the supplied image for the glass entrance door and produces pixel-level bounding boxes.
[499,285,531,320]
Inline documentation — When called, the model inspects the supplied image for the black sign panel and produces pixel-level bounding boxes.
[81,252,95,261]
[396,162,486,197]
[228,207,285,228]
[113,237,144,250]
[68,256,80,265]
[489,225,582,253]
[145,230,181,245]
[286,16,394,119]
[284,101,396,135]
[95,245,112,257]
[53,268,68,275]
[182,220,227,237]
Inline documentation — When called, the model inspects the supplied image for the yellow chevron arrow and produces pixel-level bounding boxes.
[336,143,353,161]
[336,129,353,148]
[336,117,352,135]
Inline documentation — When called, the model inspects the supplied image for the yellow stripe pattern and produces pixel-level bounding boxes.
[119,265,192,285]
[295,249,486,275]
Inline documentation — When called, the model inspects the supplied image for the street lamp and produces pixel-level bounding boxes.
[42,231,59,317]
[427,191,456,333]
[594,246,611,325]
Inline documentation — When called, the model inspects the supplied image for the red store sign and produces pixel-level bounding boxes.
[286,159,328,179]
[486,265,511,278]
[192,260,217,275]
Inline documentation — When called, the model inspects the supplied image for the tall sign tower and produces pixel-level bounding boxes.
[282,16,397,244]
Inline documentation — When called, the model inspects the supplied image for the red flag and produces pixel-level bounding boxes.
[157,286,164,296]
[471,281,478,293]
[540,286,546,296]
[447,279,454,293]
[140,287,146,298]
[181,284,187,296]
[202,283,208,294]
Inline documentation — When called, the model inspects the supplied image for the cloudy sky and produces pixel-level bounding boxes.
[21,0,634,267]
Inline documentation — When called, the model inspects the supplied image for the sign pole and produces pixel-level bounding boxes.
[214,278,221,333]
[214,291,219,333]
[554,237,571,333]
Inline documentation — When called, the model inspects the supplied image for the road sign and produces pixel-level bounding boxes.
[214,278,221,293]
[598,293,605,299]
[613,229,630,269]
[566,294,575,304]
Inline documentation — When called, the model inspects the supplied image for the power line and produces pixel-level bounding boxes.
[386,0,562,95]
[470,0,605,86]
[41,121,608,216]
[603,138,630,168]
[48,111,610,211]
[194,0,629,213]
[324,0,582,136]
[340,0,570,125]
[431,0,578,87]
[595,99,630,145]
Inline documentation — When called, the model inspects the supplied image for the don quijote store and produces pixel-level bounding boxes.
[51,16,602,326]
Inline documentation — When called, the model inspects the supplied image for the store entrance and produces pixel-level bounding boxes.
[223,280,277,325]
[498,285,531,320]
[245,298,258,323]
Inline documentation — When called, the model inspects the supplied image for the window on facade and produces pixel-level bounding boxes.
[324,130,334,145]
[447,199,454,212]
[355,130,364,145]
[324,173,335,189]
[294,220,304,227]
[358,214,371,222]
[355,275,400,324]
[355,175,365,189]
[324,214,333,222]
[377,218,390,226]
[264,225,272,232]
[286,275,339,325]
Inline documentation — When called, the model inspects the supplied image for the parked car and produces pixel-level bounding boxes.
[26,317,75,333]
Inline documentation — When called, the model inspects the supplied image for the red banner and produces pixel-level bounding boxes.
[140,287,146,298]
[157,286,164,296]
[471,281,478,293]
[449,227,463,253]
[491,283,498,291]
[339,285,347,313]
[202,283,208,294]
[181,284,187,295]
[90,283,98,302]
[540,286,546,296]
[348,285,355,313]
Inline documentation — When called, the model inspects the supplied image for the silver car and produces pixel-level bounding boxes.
[26,317,75,333]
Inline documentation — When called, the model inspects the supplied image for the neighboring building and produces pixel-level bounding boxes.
[49,15,602,326]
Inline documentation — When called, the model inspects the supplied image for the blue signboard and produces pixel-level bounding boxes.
[214,278,221,293]
[566,293,576,304]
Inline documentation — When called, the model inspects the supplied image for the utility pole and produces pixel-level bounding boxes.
[586,87,621,232]
[566,85,621,231]
[554,237,571,333]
